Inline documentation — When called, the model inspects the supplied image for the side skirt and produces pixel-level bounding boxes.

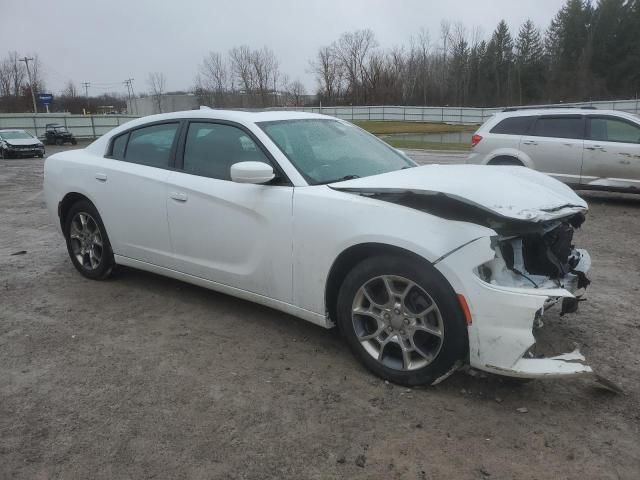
[114,255,331,329]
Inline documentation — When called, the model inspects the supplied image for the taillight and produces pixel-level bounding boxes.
[471,134,483,147]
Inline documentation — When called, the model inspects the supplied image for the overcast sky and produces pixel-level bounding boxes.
[3,0,567,96]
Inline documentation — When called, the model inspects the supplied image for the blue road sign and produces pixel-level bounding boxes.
[38,93,53,105]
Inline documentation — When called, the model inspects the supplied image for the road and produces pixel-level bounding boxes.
[1,146,639,479]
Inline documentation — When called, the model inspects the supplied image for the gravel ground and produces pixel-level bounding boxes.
[1,143,639,479]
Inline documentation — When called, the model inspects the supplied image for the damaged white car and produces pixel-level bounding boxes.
[44,110,592,386]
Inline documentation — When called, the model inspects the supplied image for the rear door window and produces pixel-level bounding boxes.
[125,123,179,168]
[531,116,584,140]
[588,117,640,144]
[490,116,534,135]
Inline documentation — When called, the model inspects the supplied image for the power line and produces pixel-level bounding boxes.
[19,57,38,114]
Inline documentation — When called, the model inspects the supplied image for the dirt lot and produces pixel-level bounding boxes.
[1,143,639,479]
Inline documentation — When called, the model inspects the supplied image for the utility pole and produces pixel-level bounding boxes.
[19,57,38,113]
[123,78,135,114]
[82,82,90,112]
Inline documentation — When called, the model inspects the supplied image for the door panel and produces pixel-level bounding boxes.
[166,172,294,302]
[89,157,173,266]
[581,117,640,189]
[519,116,585,185]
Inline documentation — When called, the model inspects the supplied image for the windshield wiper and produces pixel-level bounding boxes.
[320,174,360,185]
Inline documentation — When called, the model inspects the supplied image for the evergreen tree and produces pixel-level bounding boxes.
[515,20,545,104]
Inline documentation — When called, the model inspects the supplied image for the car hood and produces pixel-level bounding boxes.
[330,164,587,222]
[4,138,40,146]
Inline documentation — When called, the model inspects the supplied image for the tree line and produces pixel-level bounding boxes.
[1,0,639,113]
[309,0,640,107]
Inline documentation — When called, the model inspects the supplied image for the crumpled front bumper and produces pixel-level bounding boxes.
[435,236,592,378]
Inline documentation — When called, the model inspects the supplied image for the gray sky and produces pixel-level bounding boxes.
[3,0,567,96]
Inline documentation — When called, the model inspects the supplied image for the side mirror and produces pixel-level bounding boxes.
[230,161,275,184]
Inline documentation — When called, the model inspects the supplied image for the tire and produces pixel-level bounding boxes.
[56,138,64,146]
[63,200,115,280]
[71,138,77,145]
[337,254,468,386]
[488,156,523,166]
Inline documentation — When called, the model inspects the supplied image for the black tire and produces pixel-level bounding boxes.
[71,138,77,145]
[488,156,523,166]
[337,255,468,386]
[55,138,64,146]
[63,200,115,280]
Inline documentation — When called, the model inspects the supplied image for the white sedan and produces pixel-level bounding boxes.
[44,110,593,385]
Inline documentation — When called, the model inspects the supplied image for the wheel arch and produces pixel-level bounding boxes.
[58,192,96,230]
[483,148,532,168]
[325,242,438,324]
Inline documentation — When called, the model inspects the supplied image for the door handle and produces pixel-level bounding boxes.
[95,173,107,182]
[522,140,538,146]
[169,192,188,202]
[585,146,605,151]
[620,159,631,165]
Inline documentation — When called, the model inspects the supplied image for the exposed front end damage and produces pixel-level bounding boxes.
[333,179,593,379]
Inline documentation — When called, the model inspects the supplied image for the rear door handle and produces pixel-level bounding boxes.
[522,140,538,146]
[95,173,107,182]
[585,146,605,151]
[169,192,188,202]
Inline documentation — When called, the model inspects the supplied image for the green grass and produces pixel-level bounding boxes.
[355,120,476,135]
[382,138,471,151]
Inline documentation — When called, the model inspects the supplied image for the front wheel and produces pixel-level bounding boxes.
[64,200,115,280]
[71,138,77,145]
[56,138,64,146]
[337,255,468,386]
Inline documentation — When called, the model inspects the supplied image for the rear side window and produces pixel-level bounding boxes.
[490,116,534,135]
[589,117,640,144]
[110,133,128,159]
[531,117,584,139]
[125,123,179,168]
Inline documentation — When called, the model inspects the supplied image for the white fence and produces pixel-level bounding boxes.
[1,99,638,139]
[283,98,640,124]
[0,113,138,139]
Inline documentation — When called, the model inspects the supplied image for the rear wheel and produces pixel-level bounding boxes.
[71,138,77,145]
[56,138,64,146]
[337,255,468,386]
[63,200,115,280]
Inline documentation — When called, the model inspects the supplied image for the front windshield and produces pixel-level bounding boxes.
[258,119,414,184]
[1,130,34,140]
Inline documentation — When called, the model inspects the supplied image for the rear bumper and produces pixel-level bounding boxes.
[436,237,592,378]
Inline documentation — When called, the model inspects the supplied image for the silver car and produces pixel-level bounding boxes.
[466,108,640,192]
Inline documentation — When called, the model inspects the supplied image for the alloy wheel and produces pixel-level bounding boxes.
[351,275,444,371]
[69,212,104,270]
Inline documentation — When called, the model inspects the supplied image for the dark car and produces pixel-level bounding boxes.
[45,123,77,146]
[0,129,45,159]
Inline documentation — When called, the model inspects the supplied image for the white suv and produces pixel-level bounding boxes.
[466,108,640,192]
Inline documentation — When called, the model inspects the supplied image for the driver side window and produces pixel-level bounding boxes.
[182,122,270,181]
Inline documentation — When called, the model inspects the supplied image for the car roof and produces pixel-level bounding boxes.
[494,108,638,119]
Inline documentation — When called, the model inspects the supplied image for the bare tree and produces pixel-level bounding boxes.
[147,72,166,113]
[287,80,306,106]
[197,51,228,106]
[251,47,279,107]
[229,45,256,97]
[333,29,378,104]
[309,45,343,104]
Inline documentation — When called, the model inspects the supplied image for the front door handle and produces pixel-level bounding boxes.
[169,192,188,202]
[585,145,605,151]
[522,140,538,146]
[95,173,107,182]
